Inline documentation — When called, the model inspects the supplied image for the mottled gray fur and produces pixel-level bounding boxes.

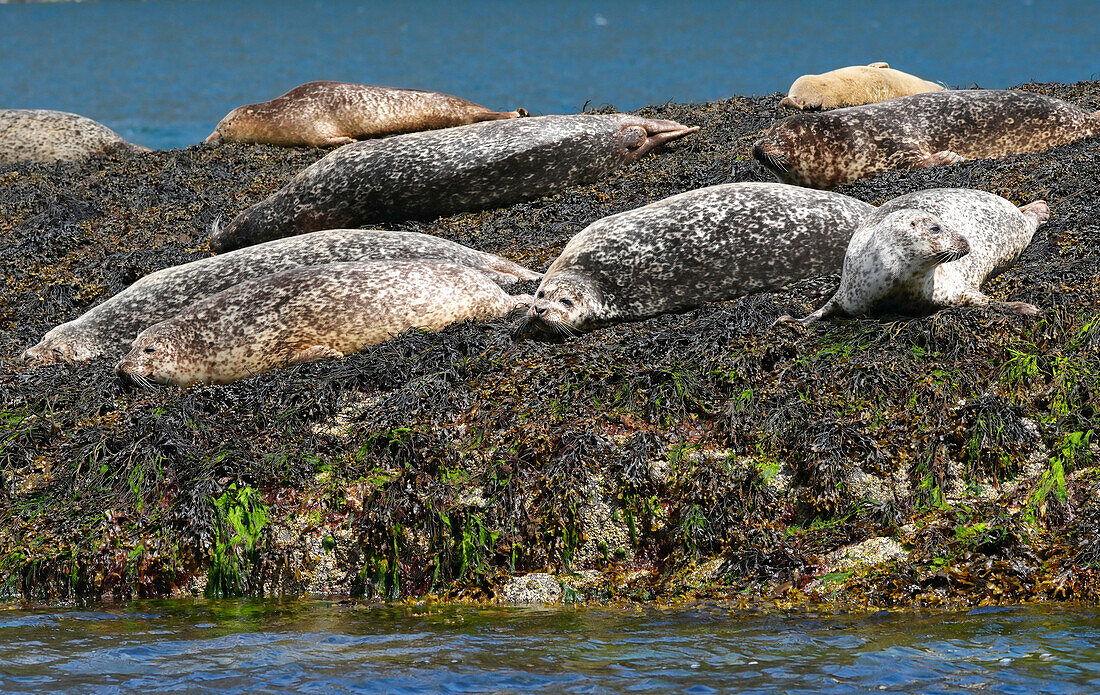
[523,182,875,336]
[209,114,697,252]
[755,90,1100,188]
[781,188,1049,324]
[0,109,148,165]
[115,261,530,386]
[22,230,539,364]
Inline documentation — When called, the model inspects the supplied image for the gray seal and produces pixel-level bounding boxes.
[22,229,539,365]
[754,89,1100,188]
[777,188,1050,324]
[114,261,531,386]
[205,81,529,147]
[520,182,875,336]
[208,114,699,252]
[0,109,149,165]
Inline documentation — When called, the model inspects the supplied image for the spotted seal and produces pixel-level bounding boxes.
[22,230,539,365]
[520,182,875,336]
[205,81,529,147]
[776,188,1049,324]
[0,109,149,165]
[754,89,1100,188]
[114,261,530,386]
[780,62,944,111]
[208,114,698,252]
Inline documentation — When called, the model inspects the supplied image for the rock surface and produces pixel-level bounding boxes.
[1,82,1098,608]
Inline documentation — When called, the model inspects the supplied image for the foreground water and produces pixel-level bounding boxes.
[1,0,1097,148]
[1,601,1099,693]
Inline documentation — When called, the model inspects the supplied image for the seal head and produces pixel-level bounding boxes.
[521,272,606,338]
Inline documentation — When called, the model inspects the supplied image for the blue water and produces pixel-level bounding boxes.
[2,602,1100,693]
[1,0,1097,149]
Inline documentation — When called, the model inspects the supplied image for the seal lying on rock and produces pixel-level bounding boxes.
[780,62,944,111]
[520,182,874,337]
[776,189,1049,324]
[208,114,699,252]
[114,261,531,386]
[754,90,1100,188]
[22,230,538,365]
[205,81,528,147]
[0,109,149,165]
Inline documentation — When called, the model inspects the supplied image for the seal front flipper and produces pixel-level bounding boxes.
[317,135,357,147]
[773,297,839,328]
[510,293,535,309]
[993,301,1042,316]
[289,345,345,364]
[779,96,804,110]
[802,95,824,111]
[919,150,964,168]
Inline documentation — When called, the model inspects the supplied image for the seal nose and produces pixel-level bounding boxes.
[114,361,137,385]
[752,141,768,163]
[534,306,547,315]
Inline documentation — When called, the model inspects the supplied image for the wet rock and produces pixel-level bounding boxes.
[498,573,562,604]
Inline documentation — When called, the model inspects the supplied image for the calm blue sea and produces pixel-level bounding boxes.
[3,601,1100,694]
[0,0,1097,149]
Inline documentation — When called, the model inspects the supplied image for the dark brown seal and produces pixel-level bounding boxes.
[205,81,528,147]
[209,114,698,252]
[754,90,1100,188]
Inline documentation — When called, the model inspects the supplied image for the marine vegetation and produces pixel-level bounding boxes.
[1,82,1098,607]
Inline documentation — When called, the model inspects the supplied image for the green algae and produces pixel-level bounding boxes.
[0,83,1098,607]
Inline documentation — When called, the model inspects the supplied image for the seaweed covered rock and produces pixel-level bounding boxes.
[1,82,1098,607]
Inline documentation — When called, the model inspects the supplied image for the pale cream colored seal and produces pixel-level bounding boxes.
[780,62,944,110]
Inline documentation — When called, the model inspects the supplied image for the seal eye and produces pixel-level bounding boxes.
[931,225,942,234]
[143,347,157,354]
[560,298,574,308]
[536,291,545,299]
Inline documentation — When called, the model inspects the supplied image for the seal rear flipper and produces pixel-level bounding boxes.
[1018,200,1050,229]
[289,345,345,364]
[483,256,542,284]
[473,109,528,122]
